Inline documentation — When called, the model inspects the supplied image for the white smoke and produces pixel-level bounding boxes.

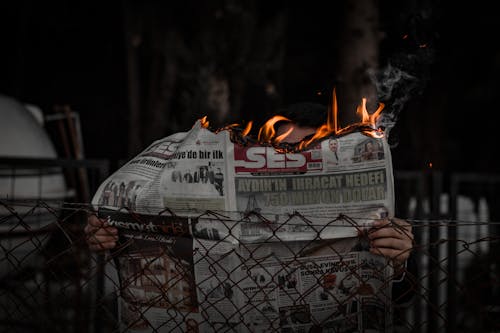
[368,55,429,147]
[376,63,419,124]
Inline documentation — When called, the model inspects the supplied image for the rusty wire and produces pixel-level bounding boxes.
[1,200,500,332]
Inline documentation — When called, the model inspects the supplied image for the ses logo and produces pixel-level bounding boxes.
[234,146,321,173]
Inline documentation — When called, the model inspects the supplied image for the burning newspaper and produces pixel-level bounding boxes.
[92,120,396,332]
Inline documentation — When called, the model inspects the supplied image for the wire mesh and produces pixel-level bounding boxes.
[1,199,499,333]
[1,159,499,332]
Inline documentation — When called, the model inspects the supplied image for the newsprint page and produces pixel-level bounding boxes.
[92,120,396,333]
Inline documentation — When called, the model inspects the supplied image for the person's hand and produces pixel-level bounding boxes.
[84,214,118,252]
[367,217,413,275]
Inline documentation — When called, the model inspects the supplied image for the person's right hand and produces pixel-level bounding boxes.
[84,214,118,252]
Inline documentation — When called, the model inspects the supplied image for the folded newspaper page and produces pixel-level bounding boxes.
[92,120,396,332]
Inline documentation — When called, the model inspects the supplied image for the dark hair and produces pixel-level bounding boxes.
[275,102,327,128]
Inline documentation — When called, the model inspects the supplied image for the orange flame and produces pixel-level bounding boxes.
[257,115,291,143]
[358,98,385,124]
[214,121,253,135]
[241,121,253,137]
[199,116,209,128]
[199,87,385,151]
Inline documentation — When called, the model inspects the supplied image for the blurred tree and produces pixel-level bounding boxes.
[121,0,442,172]
[335,0,381,127]
[123,1,286,157]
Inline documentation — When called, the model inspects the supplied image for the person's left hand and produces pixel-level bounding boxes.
[367,217,414,275]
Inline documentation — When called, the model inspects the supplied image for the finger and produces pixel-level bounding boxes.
[85,215,116,233]
[87,237,118,252]
[85,226,117,242]
[85,221,102,235]
[87,233,118,244]
[369,246,411,263]
[391,217,411,227]
[89,240,117,252]
[390,218,412,233]
[94,226,118,236]
[372,217,390,228]
[369,222,413,240]
[86,227,118,247]
[87,215,109,227]
[371,237,412,252]
[87,215,101,227]
[373,217,412,231]
[368,227,413,241]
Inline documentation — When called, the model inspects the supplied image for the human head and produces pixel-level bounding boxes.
[328,139,338,152]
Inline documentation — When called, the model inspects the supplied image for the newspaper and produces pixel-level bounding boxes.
[92,120,396,332]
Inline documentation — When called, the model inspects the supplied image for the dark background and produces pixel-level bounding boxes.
[0,0,496,174]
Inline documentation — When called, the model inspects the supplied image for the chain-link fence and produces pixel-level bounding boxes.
[0,157,110,333]
[1,158,499,332]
